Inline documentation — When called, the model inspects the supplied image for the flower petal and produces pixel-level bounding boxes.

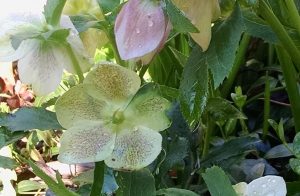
[233,182,248,196]
[125,84,171,131]
[0,13,44,62]
[115,0,166,60]
[247,175,287,196]
[55,84,108,129]
[17,40,63,95]
[58,121,116,164]
[105,126,162,170]
[138,20,172,65]
[83,63,141,105]
[59,16,92,73]
[173,0,220,51]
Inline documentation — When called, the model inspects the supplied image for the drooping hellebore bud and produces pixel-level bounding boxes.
[172,0,220,51]
[115,0,170,64]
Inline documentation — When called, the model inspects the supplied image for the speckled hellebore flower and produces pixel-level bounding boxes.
[115,0,170,64]
[233,176,287,196]
[172,0,220,51]
[55,63,171,170]
[0,12,90,95]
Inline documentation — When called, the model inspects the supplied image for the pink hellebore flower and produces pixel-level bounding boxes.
[115,0,170,64]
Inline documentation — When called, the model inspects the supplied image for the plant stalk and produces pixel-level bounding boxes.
[90,161,105,196]
[276,46,300,132]
[221,34,251,97]
[263,72,271,139]
[285,0,300,36]
[259,0,300,71]
[66,44,84,83]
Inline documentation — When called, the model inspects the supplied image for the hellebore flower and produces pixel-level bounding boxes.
[115,0,170,64]
[233,175,287,196]
[55,63,171,170]
[0,12,91,95]
[172,0,220,51]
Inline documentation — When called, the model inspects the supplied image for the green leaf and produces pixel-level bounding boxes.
[27,159,79,196]
[202,166,237,196]
[290,158,300,175]
[286,181,300,196]
[72,168,118,195]
[0,155,18,169]
[0,107,63,131]
[205,97,247,122]
[179,45,208,125]
[293,133,300,158]
[206,4,244,88]
[156,188,198,196]
[164,0,199,33]
[17,180,47,193]
[268,119,286,143]
[169,46,188,67]
[242,9,278,43]
[116,169,156,196]
[159,137,189,176]
[157,85,179,102]
[97,0,120,14]
[202,136,260,168]
[148,46,182,88]
[70,15,110,33]
[43,0,67,26]
[42,29,70,42]
[0,127,26,149]
[264,144,293,159]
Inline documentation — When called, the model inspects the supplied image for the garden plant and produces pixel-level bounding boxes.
[1,0,300,195]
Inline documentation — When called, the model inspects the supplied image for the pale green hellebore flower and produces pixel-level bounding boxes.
[55,63,171,170]
[0,11,91,95]
[233,175,287,196]
[172,0,220,51]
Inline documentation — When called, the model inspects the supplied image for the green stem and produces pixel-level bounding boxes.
[276,46,300,132]
[258,0,300,71]
[202,120,214,159]
[46,0,67,27]
[245,86,285,104]
[139,63,150,80]
[268,44,275,66]
[90,161,105,196]
[263,72,271,139]
[106,30,124,66]
[221,34,251,97]
[285,0,300,36]
[66,44,84,83]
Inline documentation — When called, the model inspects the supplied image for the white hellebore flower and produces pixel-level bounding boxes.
[0,12,91,95]
[233,175,287,196]
[0,146,17,196]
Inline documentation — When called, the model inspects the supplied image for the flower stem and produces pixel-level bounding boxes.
[65,44,84,83]
[258,0,300,71]
[245,86,285,104]
[221,33,251,97]
[46,0,67,27]
[276,46,300,132]
[105,29,124,66]
[202,119,214,159]
[90,161,105,196]
[285,0,300,36]
[263,72,271,139]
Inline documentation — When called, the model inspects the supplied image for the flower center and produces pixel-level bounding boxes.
[112,110,125,124]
